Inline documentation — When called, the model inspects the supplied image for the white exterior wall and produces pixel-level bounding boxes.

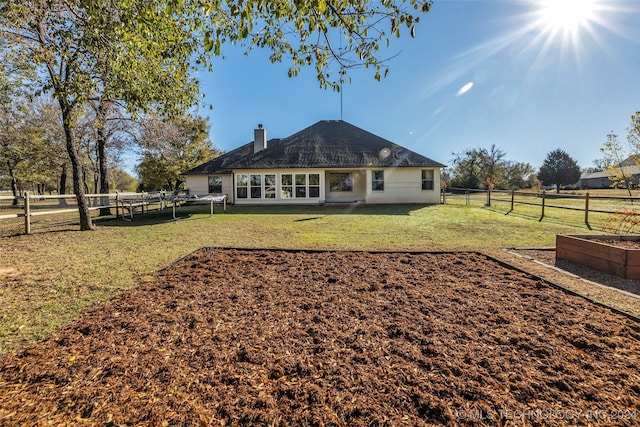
[187,167,442,205]
[185,175,208,195]
[233,169,325,205]
[185,174,234,203]
[365,168,441,204]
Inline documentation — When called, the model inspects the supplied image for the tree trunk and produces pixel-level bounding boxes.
[82,165,91,200]
[96,102,111,216]
[60,103,95,231]
[8,166,19,206]
[59,163,68,207]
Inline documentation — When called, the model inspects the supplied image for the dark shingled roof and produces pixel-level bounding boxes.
[186,120,445,174]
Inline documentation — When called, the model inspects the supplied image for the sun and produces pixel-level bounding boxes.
[536,0,598,33]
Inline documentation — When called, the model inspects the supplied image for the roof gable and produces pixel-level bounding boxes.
[186,120,445,175]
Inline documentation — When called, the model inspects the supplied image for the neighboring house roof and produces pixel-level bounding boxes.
[186,120,446,175]
[580,165,640,180]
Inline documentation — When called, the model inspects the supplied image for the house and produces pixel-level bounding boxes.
[184,120,446,205]
[578,163,640,190]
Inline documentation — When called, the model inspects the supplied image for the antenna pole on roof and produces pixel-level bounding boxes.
[340,67,344,121]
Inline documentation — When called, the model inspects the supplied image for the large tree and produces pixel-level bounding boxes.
[448,144,508,189]
[1,0,200,230]
[0,92,65,202]
[136,115,220,191]
[75,102,136,213]
[537,149,581,193]
[503,161,536,189]
[2,0,432,229]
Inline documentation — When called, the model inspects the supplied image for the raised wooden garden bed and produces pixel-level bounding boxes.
[556,234,640,280]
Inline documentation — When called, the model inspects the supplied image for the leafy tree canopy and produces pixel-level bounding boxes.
[136,114,221,191]
[537,149,580,193]
[447,144,535,190]
[191,0,432,89]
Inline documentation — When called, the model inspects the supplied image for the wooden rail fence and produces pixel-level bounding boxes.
[443,187,640,231]
[0,191,169,235]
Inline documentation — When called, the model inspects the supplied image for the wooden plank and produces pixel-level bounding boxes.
[556,236,625,264]
[624,265,640,280]
[626,250,640,267]
[556,248,624,276]
[556,234,640,279]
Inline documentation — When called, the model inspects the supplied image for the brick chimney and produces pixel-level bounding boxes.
[254,124,267,153]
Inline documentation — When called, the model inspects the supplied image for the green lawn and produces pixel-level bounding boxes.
[0,203,604,355]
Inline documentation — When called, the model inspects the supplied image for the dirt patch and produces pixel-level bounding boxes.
[0,267,17,277]
[1,249,639,426]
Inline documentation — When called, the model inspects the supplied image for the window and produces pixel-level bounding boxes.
[329,173,353,192]
[422,170,434,190]
[237,172,320,200]
[295,174,307,198]
[250,174,262,198]
[281,174,292,198]
[309,173,320,198]
[372,170,384,191]
[265,174,276,199]
[236,174,248,199]
[208,176,222,194]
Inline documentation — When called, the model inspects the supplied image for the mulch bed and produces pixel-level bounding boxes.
[1,249,639,426]
[601,240,640,249]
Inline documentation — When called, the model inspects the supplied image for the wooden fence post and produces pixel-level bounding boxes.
[505,189,515,215]
[465,190,470,206]
[539,190,546,222]
[584,192,592,230]
[24,191,31,235]
[115,191,120,218]
[486,188,491,207]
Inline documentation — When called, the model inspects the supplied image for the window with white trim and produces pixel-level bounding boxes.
[250,174,262,198]
[309,174,320,198]
[236,174,248,198]
[281,174,292,198]
[421,170,434,190]
[372,170,384,191]
[265,174,276,198]
[295,174,307,198]
[237,173,321,200]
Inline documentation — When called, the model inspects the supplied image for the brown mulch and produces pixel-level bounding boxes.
[600,240,640,249]
[1,249,640,426]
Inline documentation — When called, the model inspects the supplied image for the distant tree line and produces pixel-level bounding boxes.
[0,89,221,201]
[444,144,582,193]
[444,113,640,193]
[444,144,539,190]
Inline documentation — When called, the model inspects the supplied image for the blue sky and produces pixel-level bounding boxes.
[195,0,640,172]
